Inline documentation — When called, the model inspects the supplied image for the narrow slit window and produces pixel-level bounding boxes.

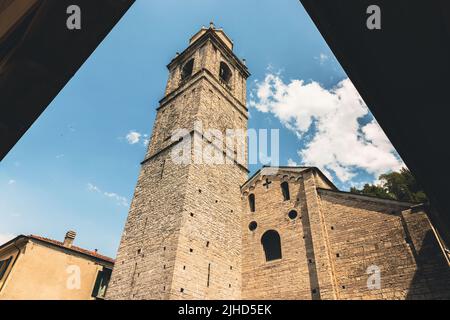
[281,182,290,201]
[207,263,211,287]
[248,194,255,212]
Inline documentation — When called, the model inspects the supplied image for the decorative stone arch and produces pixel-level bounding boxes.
[261,230,282,261]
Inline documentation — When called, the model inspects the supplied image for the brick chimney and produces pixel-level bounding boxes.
[63,230,76,248]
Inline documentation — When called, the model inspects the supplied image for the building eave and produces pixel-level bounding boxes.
[240,166,338,192]
[317,187,418,208]
[0,234,115,266]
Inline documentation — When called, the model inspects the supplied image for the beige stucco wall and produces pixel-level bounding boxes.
[0,239,107,300]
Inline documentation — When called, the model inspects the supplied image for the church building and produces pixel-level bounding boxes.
[106,23,450,300]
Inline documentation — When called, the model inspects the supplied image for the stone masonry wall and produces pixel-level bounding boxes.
[318,189,450,299]
[107,27,249,300]
[400,207,450,299]
[241,172,314,299]
[169,158,246,299]
[106,148,190,299]
[241,169,450,300]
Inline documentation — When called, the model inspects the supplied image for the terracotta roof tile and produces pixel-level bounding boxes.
[28,234,115,264]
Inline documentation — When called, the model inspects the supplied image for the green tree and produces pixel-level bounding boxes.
[351,168,428,203]
[350,183,394,200]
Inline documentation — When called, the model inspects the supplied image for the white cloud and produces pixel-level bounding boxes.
[87,183,129,207]
[125,131,149,147]
[142,134,149,146]
[0,233,15,245]
[287,158,298,166]
[56,154,65,159]
[87,182,101,193]
[315,53,329,65]
[8,179,16,185]
[126,131,141,144]
[104,192,129,207]
[250,73,404,183]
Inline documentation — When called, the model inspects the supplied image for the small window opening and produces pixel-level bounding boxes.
[248,194,255,212]
[91,268,112,299]
[181,59,194,81]
[219,61,232,86]
[248,221,257,231]
[288,210,298,220]
[281,182,290,201]
[207,263,211,287]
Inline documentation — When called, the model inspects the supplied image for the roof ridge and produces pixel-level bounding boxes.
[28,234,114,264]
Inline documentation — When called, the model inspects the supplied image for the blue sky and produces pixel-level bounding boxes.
[0,0,403,257]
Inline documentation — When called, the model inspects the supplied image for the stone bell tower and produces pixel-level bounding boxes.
[106,23,250,300]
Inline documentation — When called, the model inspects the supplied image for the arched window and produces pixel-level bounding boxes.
[281,182,290,201]
[248,194,255,212]
[261,230,282,261]
[181,58,194,80]
[219,61,232,85]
